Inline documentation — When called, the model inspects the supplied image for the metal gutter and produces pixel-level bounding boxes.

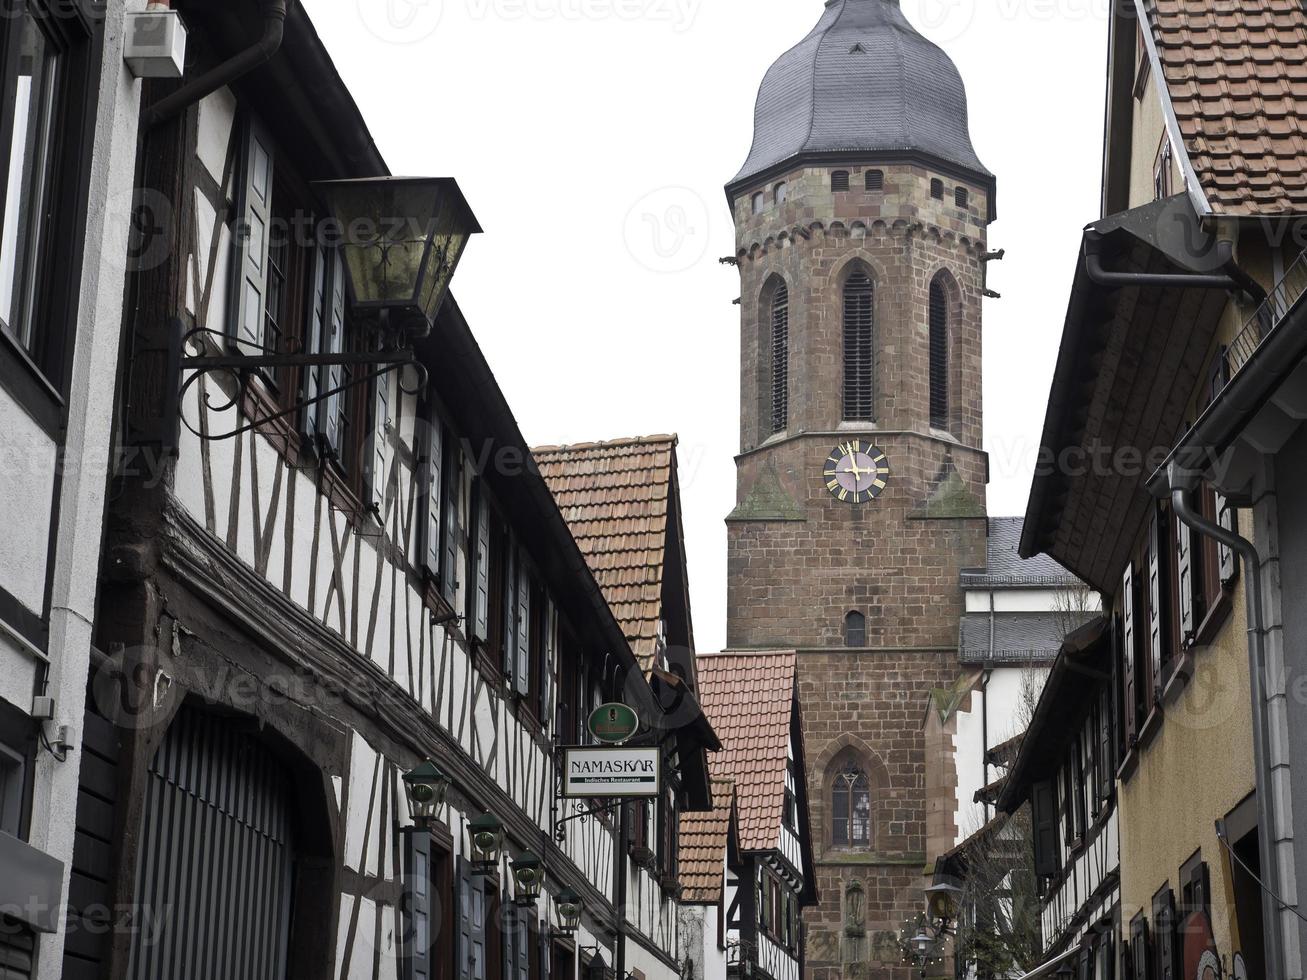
[144,0,289,129]
[1167,464,1284,980]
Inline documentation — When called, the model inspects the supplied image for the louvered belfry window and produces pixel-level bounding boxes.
[770,282,790,433]
[929,278,949,428]
[843,271,875,421]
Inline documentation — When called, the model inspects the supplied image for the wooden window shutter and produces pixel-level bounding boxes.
[1131,917,1150,980]
[301,242,329,445]
[1155,891,1177,980]
[322,249,348,457]
[515,907,530,980]
[366,368,391,514]
[441,445,460,607]
[422,422,444,578]
[470,479,490,642]
[541,600,557,730]
[1147,511,1163,698]
[1121,937,1134,980]
[457,859,475,980]
[404,831,432,980]
[231,117,274,355]
[1191,861,1210,917]
[515,555,530,696]
[1122,563,1138,743]
[1176,509,1194,643]
[502,542,517,674]
[1031,779,1059,877]
[1216,493,1238,585]
[1098,690,1113,803]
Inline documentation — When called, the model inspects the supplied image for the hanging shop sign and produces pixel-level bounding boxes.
[561,747,661,798]
[586,703,640,744]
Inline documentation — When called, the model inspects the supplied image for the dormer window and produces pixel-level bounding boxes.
[831,170,850,193]
[865,170,884,192]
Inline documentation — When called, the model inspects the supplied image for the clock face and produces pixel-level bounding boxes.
[824,441,889,503]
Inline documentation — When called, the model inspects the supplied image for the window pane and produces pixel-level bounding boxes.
[0,14,59,352]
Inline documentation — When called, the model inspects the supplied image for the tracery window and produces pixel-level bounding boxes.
[831,764,871,847]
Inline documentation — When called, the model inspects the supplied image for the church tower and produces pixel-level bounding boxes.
[724,0,995,974]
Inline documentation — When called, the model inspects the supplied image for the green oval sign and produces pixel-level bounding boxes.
[587,703,640,744]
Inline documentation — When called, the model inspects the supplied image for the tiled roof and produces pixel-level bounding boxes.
[696,652,797,852]
[960,517,1080,588]
[533,435,678,671]
[679,779,734,903]
[1145,0,1307,214]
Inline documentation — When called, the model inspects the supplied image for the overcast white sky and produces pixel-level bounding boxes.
[302,0,1111,652]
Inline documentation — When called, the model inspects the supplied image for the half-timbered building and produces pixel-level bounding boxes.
[690,652,817,980]
[68,3,714,979]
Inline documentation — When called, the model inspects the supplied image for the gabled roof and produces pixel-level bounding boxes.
[1142,0,1307,215]
[679,779,735,904]
[533,435,683,671]
[696,652,797,852]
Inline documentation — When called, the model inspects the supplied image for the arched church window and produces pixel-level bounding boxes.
[774,181,788,205]
[769,281,789,434]
[955,186,969,208]
[930,178,944,200]
[844,610,866,647]
[842,271,874,421]
[831,170,850,193]
[929,277,949,429]
[751,191,764,215]
[865,170,884,192]
[832,764,871,847]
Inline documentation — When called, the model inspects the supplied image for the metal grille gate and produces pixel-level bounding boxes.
[127,708,296,980]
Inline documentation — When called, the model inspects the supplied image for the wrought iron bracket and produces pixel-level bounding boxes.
[164,318,426,445]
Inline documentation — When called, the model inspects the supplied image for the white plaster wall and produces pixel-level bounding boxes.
[964,588,1102,614]
[0,385,54,612]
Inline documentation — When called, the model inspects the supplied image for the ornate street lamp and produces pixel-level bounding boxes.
[511,851,545,905]
[466,812,504,875]
[401,759,450,827]
[313,177,482,338]
[924,880,962,932]
[553,887,583,935]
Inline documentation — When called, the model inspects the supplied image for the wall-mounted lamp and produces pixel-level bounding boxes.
[553,887,584,936]
[466,812,504,875]
[401,759,450,827]
[512,851,544,905]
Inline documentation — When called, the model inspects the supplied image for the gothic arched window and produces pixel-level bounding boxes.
[842,271,875,421]
[769,281,789,434]
[929,276,949,429]
[832,764,871,847]
[844,610,866,647]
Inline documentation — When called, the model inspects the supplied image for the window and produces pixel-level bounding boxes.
[929,277,949,429]
[831,170,850,193]
[404,832,454,980]
[954,186,968,208]
[1154,138,1173,200]
[0,739,24,837]
[768,281,789,434]
[844,610,866,648]
[865,170,884,192]
[774,181,787,205]
[784,757,799,832]
[930,178,945,200]
[842,271,875,421]
[0,10,57,355]
[0,2,93,392]
[751,191,764,215]
[831,763,870,847]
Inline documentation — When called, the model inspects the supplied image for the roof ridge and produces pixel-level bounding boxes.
[531,433,679,455]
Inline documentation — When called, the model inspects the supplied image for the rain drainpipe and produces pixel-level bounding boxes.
[1167,461,1284,980]
[143,0,289,129]
[1084,233,1269,306]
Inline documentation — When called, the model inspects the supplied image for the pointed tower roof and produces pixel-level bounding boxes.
[729,0,992,208]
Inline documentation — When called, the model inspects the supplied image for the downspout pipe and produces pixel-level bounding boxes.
[1084,234,1269,306]
[1168,461,1285,980]
[143,0,289,130]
